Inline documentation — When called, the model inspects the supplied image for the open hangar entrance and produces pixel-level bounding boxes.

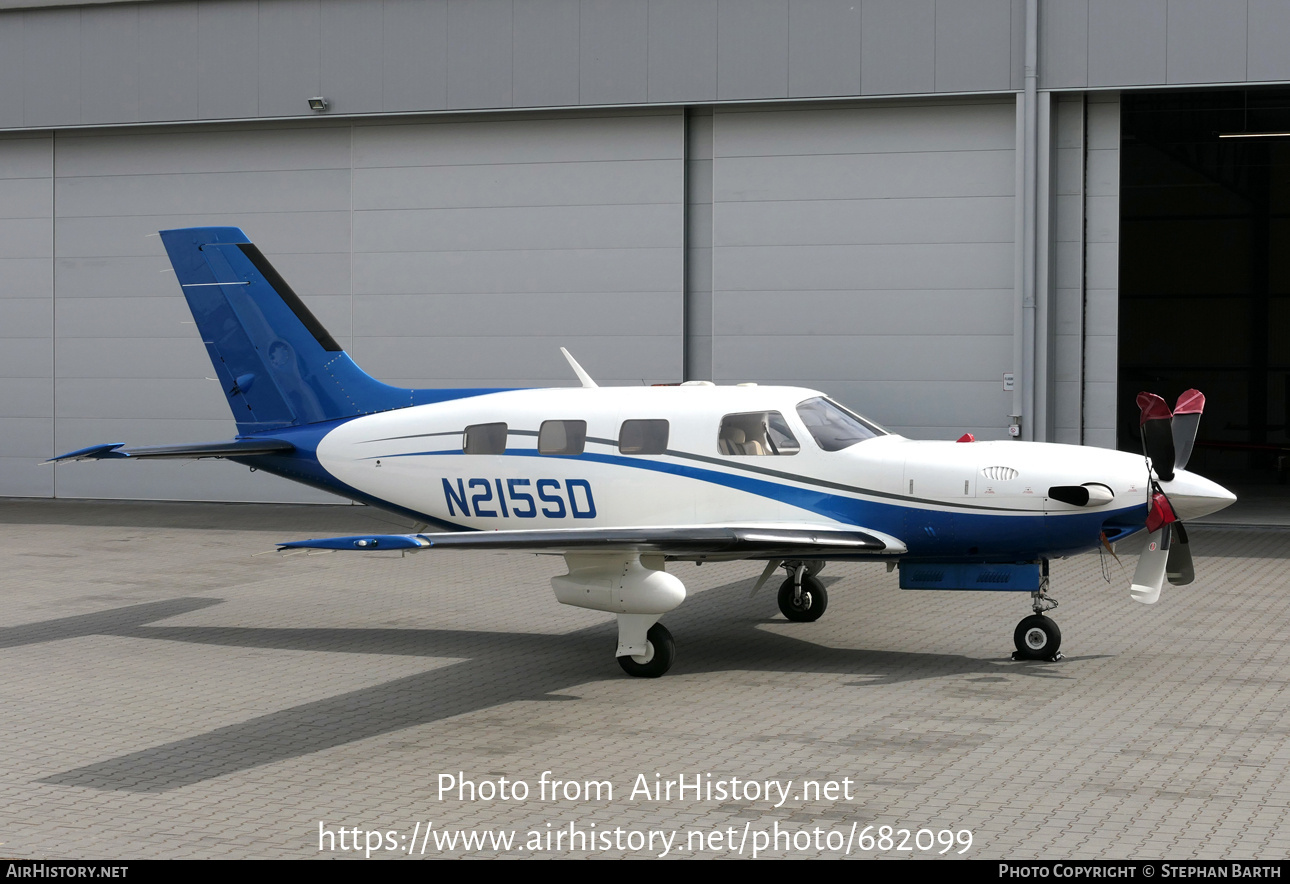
[1120,89,1290,498]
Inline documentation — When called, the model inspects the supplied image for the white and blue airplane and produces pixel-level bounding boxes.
[51,227,1237,677]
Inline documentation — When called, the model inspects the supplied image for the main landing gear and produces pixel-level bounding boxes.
[1012,560,1063,661]
[549,552,686,678]
[616,623,675,678]
[777,561,828,622]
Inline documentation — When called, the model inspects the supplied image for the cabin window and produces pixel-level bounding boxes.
[538,420,587,455]
[718,412,799,456]
[795,397,885,451]
[463,422,507,455]
[619,419,669,455]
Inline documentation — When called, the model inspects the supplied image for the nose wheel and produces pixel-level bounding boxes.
[1013,614,1062,660]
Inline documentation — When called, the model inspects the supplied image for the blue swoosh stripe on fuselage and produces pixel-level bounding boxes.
[372,447,1145,558]
[233,422,473,532]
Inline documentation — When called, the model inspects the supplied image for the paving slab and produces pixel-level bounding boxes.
[1,498,1288,860]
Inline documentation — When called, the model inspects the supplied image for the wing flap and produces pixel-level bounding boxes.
[278,525,907,557]
[47,439,294,462]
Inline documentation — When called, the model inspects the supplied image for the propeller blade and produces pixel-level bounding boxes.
[1137,392,1176,482]
[1166,522,1194,586]
[1130,528,1170,604]
[1172,389,1205,472]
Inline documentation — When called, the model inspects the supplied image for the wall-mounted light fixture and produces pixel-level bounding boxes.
[1218,131,1290,139]
[307,97,329,112]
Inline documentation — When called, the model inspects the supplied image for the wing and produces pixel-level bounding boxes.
[277,524,907,559]
[46,439,294,462]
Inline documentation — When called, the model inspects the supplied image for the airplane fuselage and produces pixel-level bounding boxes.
[238,384,1227,562]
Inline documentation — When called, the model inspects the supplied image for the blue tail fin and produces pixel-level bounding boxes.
[160,227,497,433]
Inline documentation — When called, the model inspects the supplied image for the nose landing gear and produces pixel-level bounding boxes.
[1012,560,1063,661]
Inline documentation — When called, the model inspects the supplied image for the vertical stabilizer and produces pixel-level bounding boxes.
[159,227,497,433]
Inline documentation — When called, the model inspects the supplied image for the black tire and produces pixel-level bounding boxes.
[1013,615,1062,660]
[777,575,828,622]
[617,623,676,678]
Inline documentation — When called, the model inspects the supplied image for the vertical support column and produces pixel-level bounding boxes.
[1014,96,1027,439]
[1034,91,1054,443]
[684,107,714,382]
[1014,0,1047,441]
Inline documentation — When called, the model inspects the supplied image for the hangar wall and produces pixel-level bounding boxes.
[707,98,1017,438]
[1082,94,1121,451]
[1049,92,1120,451]
[0,0,1029,128]
[1,95,1057,502]
[5,0,1290,130]
[3,110,685,502]
[0,0,1221,504]
[0,134,53,498]
[1050,94,1086,446]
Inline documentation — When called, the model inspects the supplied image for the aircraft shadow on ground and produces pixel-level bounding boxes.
[21,579,1080,793]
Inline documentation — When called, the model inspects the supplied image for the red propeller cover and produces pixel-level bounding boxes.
[956,433,975,443]
[1145,491,1178,534]
[1137,392,1172,426]
[1174,389,1205,416]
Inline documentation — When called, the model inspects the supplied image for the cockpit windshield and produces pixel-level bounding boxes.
[795,397,887,451]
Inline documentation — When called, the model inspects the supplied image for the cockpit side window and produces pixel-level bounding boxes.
[795,397,885,451]
[718,411,799,456]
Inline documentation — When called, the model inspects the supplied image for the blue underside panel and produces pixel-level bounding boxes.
[899,562,1043,591]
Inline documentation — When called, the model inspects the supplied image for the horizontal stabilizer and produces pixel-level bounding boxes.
[47,439,293,463]
[279,525,907,557]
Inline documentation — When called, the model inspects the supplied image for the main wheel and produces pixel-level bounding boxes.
[777,575,828,622]
[1013,614,1062,660]
[617,623,676,678]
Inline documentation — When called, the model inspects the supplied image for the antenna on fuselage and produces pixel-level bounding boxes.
[560,347,599,388]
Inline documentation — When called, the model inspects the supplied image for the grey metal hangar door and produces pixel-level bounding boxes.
[709,98,1017,441]
[47,110,686,503]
